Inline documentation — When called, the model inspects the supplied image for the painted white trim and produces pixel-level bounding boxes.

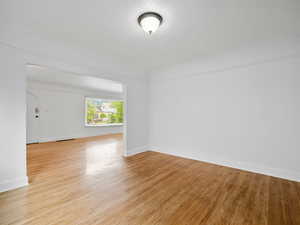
[85,97,124,102]
[26,140,39,144]
[85,123,123,127]
[0,176,28,193]
[125,145,148,157]
[149,147,300,182]
[122,84,128,157]
[36,132,122,143]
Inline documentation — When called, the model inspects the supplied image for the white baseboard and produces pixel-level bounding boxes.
[37,136,78,143]
[125,145,148,157]
[149,146,300,182]
[0,176,28,193]
[32,132,123,143]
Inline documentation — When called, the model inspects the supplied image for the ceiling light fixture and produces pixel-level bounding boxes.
[138,12,163,35]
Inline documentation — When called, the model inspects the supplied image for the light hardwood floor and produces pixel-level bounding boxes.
[0,133,300,225]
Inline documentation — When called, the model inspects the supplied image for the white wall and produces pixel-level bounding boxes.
[149,40,300,182]
[0,44,28,192]
[26,81,123,143]
[0,41,148,192]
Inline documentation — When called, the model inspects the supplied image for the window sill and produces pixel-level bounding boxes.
[85,123,123,127]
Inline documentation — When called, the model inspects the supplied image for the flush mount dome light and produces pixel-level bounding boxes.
[138,12,163,35]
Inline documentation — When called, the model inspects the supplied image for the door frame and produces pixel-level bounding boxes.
[26,91,40,144]
[25,63,128,157]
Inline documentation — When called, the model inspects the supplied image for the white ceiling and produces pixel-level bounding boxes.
[1,0,300,73]
[27,64,123,93]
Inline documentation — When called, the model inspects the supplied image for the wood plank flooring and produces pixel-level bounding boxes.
[0,133,300,225]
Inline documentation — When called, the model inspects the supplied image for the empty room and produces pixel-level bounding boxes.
[0,0,299,225]
[25,64,125,184]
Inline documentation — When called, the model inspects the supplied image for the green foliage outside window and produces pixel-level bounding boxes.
[86,98,123,126]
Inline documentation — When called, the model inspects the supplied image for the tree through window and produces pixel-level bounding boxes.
[85,97,123,126]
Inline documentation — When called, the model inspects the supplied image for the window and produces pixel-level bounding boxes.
[85,97,123,126]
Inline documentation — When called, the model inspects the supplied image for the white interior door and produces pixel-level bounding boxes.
[26,92,40,144]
